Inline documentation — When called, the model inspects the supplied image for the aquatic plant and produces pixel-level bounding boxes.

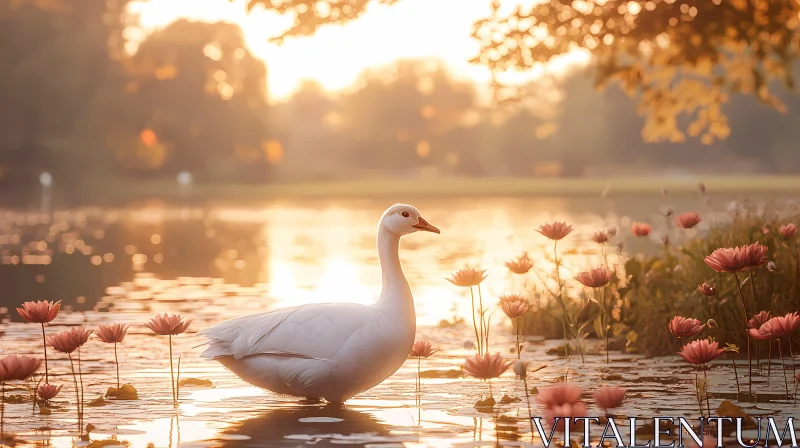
[447,268,489,355]
[593,386,626,415]
[676,212,702,230]
[536,221,582,362]
[537,382,585,430]
[0,355,41,438]
[409,340,438,391]
[678,339,723,416]
[668,316,705,339]
[591,231,609,244]
[631,222,652,237]
[145,314,192,404]
[48,327,92,429]
[498,294,530,359]
[462,353,511,400]
[16,300,60,383]
[505,253,533,275]
[96,323,130,390]
[697,283,716,297]
[779,223,798,240]
[37,383,62,406]
[575,267,612,362]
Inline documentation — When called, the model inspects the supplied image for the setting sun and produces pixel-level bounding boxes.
[128,0,589,101]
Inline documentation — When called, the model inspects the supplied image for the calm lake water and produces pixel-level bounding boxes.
[0,195,797,447]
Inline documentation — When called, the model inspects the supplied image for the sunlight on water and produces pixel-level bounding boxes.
[0,196,793,447]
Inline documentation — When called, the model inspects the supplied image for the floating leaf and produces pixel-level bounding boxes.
[419,369,463,379]
[87,397,108,407]
[105,384,139,400]
[178,378,214,387]
[717,400,756,428]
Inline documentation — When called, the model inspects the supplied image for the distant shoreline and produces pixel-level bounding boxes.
[5,175,800,206]
[88,175,800,202]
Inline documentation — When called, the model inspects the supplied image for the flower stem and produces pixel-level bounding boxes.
[114,342,120,389]
[469,287,481,355]
[790,340,797,405]
[702,369,711,416]
[733,272,753,400]
[478,284,487,353]
[748,270,759,312]
[68,354,81,435]
[768,339,773,387]
[601,286,609,364]
[553,241,569,361]
[417,357,421,392]
[779,339,790,398]
[515,318,521,360]
[1,382,5,440]
[694,370,703,417]
[41,323,48,383]
[169,335,176,403]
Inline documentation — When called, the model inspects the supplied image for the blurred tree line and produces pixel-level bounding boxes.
[2,0,800,195]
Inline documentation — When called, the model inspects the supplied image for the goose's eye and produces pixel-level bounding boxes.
[401,211,410,218]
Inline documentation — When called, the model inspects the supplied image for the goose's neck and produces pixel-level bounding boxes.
[376,226,413,319]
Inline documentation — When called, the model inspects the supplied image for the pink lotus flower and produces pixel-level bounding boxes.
[779,224,798,240]
[0,355,42,382]
[544,402,588,430]
[574,267,611,288]
[537,222,573,241]
[144,314,192,336]
[537,382,583,409]
[37,383,62,401]
[668,316,705,339]
[591,231,609,244]
[505,253,533,275]
[749,311,772,330]
[697,283,716,297]
[593,386,626,411]
[462,353,512,379]
[677,339,724,365]
[96,323,129,344]
[676,212,702,229]
[499,295,530,319]
[762,313,800,337]
[17,300,60,324]
[446,268,487,287]
[631,222,652,237]
[409,340,438,358]
[48,327,92,354]
[748,324,775,340]
[704,243,768,273]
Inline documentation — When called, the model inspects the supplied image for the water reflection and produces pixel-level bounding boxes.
[0,195,743,325]
[221,405,393,447]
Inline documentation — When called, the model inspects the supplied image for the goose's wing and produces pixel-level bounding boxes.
[199,302,372,360]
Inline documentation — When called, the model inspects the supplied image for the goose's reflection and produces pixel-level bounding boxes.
[220,404,392,447]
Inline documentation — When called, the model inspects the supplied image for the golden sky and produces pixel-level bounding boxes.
[129,0,589,102]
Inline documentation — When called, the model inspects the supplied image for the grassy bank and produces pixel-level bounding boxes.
[85,175,800,202]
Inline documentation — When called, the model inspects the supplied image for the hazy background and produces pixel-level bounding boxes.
[1,0,799,207]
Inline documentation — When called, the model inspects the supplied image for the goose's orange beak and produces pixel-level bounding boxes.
[413,216,440,234]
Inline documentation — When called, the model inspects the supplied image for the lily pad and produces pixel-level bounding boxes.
[717,400,756,429]
[87,397,108,407]
[105,384,139,400]
[86,439,129,448]
[39,406,52,415]
[178,378,214,387]
[499,394,521,404]
[474,396,496,409]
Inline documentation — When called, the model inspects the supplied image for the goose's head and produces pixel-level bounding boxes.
[381,204,440,236]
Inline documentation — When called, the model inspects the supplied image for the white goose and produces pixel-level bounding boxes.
[199,204,440,403]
